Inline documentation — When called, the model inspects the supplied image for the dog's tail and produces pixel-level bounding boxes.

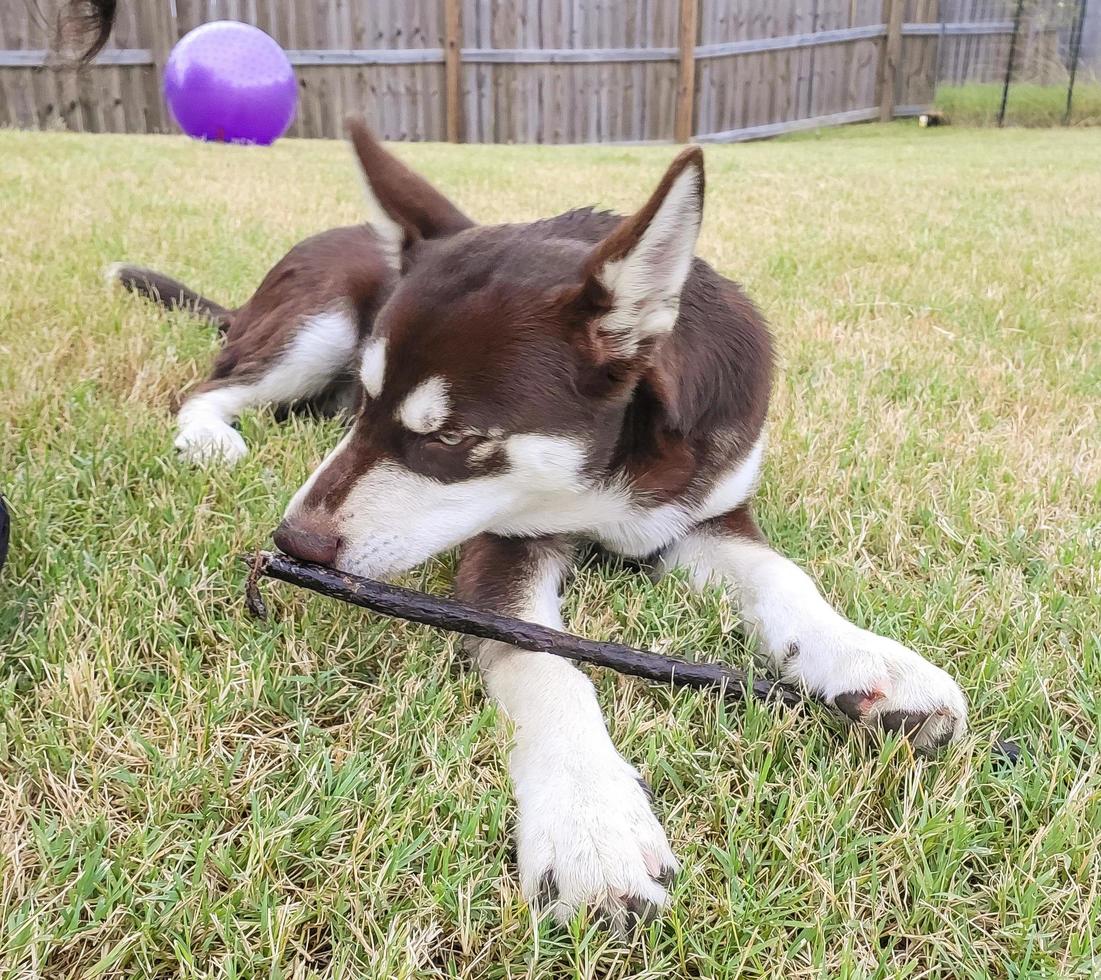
[106,263,232,331]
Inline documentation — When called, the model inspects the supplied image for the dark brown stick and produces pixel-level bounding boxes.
[243,551,805,709]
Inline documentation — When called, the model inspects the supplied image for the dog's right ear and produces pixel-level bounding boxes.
[346,117,474,271]
[568,146,704,366]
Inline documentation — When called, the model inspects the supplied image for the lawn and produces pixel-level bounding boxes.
[1,123,1099,979]
[934,81,1101,128]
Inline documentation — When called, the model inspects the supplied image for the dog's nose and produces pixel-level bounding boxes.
[273,520,341,566]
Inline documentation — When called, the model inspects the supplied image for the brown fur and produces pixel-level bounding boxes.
[117,225,397,426]
[705,504,767,544]
[347,119,474,262]
[204,225,391,388]
[455,534,569,614]
[110,266,231,328]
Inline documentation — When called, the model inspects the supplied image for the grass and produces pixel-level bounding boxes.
[934,81,1101,127]
[1,122,1100,979]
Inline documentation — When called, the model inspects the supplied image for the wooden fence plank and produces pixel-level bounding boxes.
[444,0,463,140]
[675,0,699,140]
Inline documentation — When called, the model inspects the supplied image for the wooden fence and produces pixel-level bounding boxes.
[0,0,1067,143]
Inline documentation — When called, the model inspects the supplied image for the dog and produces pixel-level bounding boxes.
[262,122,970,926]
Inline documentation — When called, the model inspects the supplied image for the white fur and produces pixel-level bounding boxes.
[497,431,765,556]
[174,395,249,466]
[359,338,387,399]
[396,376,451,434]
[659,530,968,749]
[354,151,404,272]
[285,430,768,577]
[477,550,677,925]
[504,432,588,477]
[596,163,703,355]
[697,431,767,516]
[286,433,595,578]
[175,308,357,466]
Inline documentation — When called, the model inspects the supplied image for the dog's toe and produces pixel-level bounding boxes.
[175,421,248,467]
[518,753,677,932]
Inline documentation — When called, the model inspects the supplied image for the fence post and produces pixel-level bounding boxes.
[675,0,699,142]
[877,0,903,121]
[444,0,463,142]
[150,2,178,132]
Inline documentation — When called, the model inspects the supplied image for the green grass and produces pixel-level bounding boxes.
[1,123,1100,979]
[935,81,1101,127]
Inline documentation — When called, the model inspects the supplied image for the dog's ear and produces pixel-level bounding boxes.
[346,117,475,270]
[572,147,704,363]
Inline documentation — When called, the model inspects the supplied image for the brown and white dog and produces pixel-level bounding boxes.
[261,124,968,925]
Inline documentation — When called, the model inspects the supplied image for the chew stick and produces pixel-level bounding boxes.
[244,551,805,709]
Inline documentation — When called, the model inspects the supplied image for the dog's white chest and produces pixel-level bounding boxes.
[589,498,696,557]
[581,433,767,557]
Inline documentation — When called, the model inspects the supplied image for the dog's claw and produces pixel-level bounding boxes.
[531,855,676,932]
[653,863,677,890]
[535,869,558,909]
[834,690,964,752]
[614,892,661,930]
[877,709,931,737]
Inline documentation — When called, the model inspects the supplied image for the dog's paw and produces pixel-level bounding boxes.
[783,627,967,751]
[175,420,248,466]
[514,751,678,930]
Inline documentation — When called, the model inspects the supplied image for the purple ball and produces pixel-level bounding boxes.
[164,21,297,146]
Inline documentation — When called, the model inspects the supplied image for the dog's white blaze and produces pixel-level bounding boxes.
[397,376,450,434]
[659,528,968,748]
[175,307,357,466]
[359,338,387,398]
[597,163,702,354]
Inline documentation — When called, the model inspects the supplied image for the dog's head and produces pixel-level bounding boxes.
[275,122,705,578]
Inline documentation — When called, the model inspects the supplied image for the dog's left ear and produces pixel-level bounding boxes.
[346,116,475,271]
[574,147,704,362]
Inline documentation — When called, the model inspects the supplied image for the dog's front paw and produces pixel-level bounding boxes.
[175,419,248,466]
[785,627,968,751]
[513,751,678,930]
